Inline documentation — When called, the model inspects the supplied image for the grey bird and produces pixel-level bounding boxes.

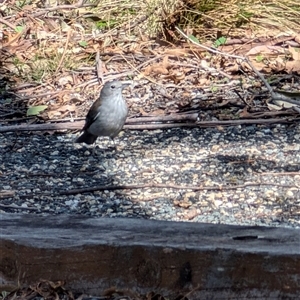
[76,80,130,146]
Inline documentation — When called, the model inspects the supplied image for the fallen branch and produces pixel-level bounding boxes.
[59,182,299,196]
[0,17,16,30]
[0,204,38,211]
[0,118,297,133]
[0,121,84,133]
[126,113,199,123]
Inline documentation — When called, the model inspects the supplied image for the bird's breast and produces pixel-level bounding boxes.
[87,97,128,138]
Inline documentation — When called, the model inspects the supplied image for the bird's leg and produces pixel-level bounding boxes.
[92,139,100,156]
[72,134,79,148]
[110,137,117,151]
[72,135,80,153]
[92,143,97,156]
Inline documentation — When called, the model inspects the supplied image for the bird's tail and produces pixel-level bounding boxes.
[75,131,97,145]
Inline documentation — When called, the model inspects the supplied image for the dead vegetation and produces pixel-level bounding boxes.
[2,279,191,300]
[0,0,300,124]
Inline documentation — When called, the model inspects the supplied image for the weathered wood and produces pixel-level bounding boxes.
[0,117,296,133]
[0,214,299,299]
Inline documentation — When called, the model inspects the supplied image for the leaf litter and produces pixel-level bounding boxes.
[2,279,187,300]
[0,0,300,126]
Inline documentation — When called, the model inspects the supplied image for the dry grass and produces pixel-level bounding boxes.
[0,0,299,117]
[1,0,299,73]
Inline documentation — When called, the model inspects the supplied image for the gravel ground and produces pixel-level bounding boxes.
[0,123,300,228]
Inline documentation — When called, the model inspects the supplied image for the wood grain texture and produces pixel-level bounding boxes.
[0,214,299,299]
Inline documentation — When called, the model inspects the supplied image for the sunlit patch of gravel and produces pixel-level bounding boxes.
[0,123,299,228]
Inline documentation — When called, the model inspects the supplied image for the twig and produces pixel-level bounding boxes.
[124,5,157,30]
[246,59,274,96]
[180,285,201,300]
[175,26,244,60]
[3,27,26,47]
[72,56,161,88]
[59,182,299,196]
[31,0,95,18]
[0,204,38,211]
[126,113,199,123]
[233,89,247,103]
[55,29,72,74]
[175,27,278,102]
[7,90,73,101]
[0,121,83,133]
[293,106,300,113]
[258,172,300,176]
[0,17,16,30]
[95,51,104,84]
[0,118,297,133]
[0,190,15,199]
[135,56,162,70]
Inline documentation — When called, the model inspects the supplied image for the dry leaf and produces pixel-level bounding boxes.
[150,109,165,115]
[239,107,253,118]
[174,192,195,208]
[58,75,74,86]
[138,107,149,115]
[47,104,77,119]
[224,63,239,73]
[246,60,265,71]
[164,48,189,56]
[246,45,284,56]
[285,60,300,74]
[174,199,191,208]
[183,208,199,220]
[295,34,300,44]
[144,64,169,76]
[267,103,282,111]
[271,57,286,72]
[288,46,300,61]
[57,104,77,112]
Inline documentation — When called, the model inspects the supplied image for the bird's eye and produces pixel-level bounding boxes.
[111,85,115,89]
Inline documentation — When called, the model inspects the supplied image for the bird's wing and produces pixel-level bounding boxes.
[82,97,102,131]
